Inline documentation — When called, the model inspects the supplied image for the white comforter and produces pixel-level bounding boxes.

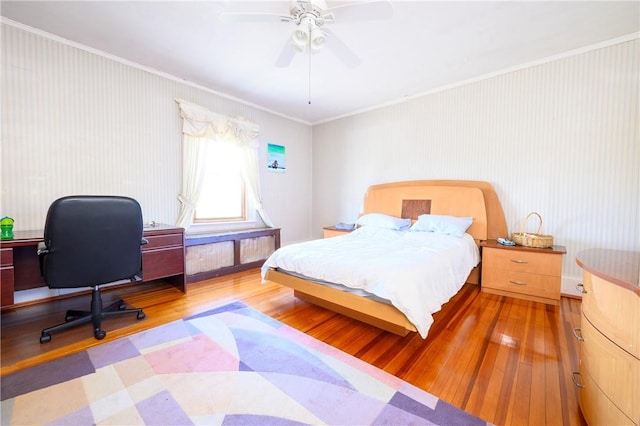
[261,226,480,338]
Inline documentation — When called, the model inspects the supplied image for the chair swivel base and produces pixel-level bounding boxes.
[40,287,145,343]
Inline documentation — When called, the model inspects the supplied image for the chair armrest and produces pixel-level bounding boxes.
[37,241,49,256]
[37,241,49,276]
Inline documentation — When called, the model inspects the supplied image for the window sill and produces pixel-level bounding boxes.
[187,220,263,237]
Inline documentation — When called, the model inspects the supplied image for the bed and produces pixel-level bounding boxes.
[262,180,507,337]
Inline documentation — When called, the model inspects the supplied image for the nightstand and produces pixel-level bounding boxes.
[322,226,353,238]
[480,240,566,305]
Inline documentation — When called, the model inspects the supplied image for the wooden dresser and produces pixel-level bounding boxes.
[575,249,639,426]
[480,240,566,305]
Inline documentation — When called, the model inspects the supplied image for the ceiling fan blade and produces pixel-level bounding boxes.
[324,0,394,22]
[324,27,361,68]
[219,12,290,24]
[275,41,296,68]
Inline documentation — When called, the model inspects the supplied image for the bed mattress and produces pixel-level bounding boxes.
[261,226,480,337]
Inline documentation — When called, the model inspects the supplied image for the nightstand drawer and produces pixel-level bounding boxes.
[483,247,562,276]
[323,226,352,238]
[482,268,561,300]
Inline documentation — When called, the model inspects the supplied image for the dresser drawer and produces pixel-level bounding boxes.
[483,247,562,276]
[482,268,560,300]
[578,367,636,426]
[580,313,639,421]
[582,271,640,358]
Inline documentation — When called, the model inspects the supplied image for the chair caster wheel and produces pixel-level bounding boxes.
[40,333,52,344]
[137,311,146,320]
[94,329,106,340]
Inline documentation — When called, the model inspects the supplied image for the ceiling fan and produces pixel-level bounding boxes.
[220,0,394,68]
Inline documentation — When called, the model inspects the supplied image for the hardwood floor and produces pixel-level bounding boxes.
[1,269,586,426]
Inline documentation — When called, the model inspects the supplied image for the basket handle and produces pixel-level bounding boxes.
[521,212,543,236]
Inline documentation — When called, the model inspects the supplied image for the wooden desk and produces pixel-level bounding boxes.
[0,224,186,309]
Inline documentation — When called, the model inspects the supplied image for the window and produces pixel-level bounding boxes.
[175,99,272,230]
[194,142,246,223]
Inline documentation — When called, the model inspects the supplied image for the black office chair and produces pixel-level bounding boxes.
[38,195,147,343]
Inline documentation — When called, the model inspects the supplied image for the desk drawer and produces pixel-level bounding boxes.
[142,246,184,281]
[1,248,13,267]
[143,234,183,250]
[1,265,14,306]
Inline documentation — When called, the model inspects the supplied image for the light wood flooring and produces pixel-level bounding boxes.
[1,269,586,426]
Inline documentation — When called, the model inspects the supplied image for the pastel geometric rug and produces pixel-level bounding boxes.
[1,302,490,425]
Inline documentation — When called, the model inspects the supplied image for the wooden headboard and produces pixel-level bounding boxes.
[361,180,508,242]
[361,180,507,286]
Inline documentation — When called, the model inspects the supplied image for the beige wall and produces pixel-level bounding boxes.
[312,38,639,294]
[0,22,313,245]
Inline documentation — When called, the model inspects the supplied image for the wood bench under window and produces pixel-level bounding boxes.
[185,228,280,283]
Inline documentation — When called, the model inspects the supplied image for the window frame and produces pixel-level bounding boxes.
[191,141,254,228]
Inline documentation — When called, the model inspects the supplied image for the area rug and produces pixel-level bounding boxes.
[1,301,490,425]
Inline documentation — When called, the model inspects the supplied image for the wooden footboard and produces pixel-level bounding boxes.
[264,269,417,336]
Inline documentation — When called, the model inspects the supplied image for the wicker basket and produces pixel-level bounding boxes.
[511,212,554,248]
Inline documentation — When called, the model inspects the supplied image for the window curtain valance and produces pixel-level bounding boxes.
[175,99,273,229]
[176,99,259,144]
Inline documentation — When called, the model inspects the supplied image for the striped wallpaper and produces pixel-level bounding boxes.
[312,38,639,294]
[1,20,638,296]
[0,22,313,245]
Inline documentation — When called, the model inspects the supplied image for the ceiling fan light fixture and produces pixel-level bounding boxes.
[310,26,326,52]
[291,22,310,51]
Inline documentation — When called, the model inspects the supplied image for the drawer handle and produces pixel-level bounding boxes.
[510,259,528,264]
[571,372,584,388]
[509,280,527,286]
[573,328,584,341]
[576,283,587,294]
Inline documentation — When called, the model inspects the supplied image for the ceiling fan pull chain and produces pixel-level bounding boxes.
[308,43,312,105]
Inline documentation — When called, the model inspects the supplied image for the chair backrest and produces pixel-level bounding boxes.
[42,195,144,288]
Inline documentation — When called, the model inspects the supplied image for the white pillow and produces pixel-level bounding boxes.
[410,214,473,237]
[356,213,411,231]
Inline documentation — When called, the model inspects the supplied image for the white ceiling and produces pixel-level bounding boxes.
[2,1,639,124]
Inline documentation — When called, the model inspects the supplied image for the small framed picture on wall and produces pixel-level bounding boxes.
[267,143,286,173]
